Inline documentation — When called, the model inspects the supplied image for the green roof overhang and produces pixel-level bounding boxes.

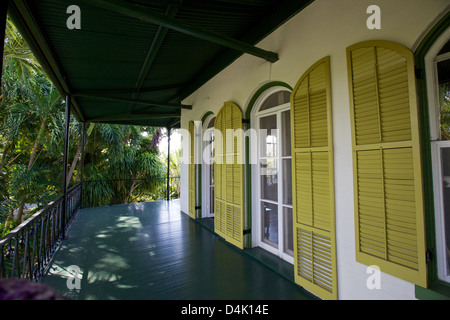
[8,0,313,128]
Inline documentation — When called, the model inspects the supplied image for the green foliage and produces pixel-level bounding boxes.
[440,81,450,140]
[0,17,179,236]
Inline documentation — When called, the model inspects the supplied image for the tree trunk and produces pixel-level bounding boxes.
[28,119,46,170]
[66,144,82,187]
[14,201,25,222]
[15,119,46,222]
[124,173,142,203]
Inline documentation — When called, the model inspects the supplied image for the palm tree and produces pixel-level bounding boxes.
[5,78,64,222]
[81,124,166,207]
[2,17,41,84]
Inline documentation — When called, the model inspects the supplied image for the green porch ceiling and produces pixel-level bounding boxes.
[7,0,314,128]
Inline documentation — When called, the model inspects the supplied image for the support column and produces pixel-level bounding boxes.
[0,0,9,87]
[61,95,71,239]
[80,122,86,208]
[166,127,171,201]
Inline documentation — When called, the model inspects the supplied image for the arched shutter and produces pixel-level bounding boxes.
[291,57,337,300]
[214,102,245,249]
[347,41,427,287]
[188,120,196,219]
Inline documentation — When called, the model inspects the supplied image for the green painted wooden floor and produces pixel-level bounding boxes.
[41,200,316,300]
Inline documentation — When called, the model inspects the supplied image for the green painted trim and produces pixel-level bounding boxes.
[73,92,191,110]
[244,81,293,249]
[197,163,202,219]
[414,10,450,298]
[244,81,293,118]
[245,123,252,248]
[416,283,450,300]
[198,113,215,219]
[201,111,214,124]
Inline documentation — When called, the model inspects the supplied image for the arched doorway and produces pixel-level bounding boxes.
[251,87,293,263]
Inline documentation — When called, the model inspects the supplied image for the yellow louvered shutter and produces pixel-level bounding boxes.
[188,121,196,219]
[214,102,245,249]
[347,41,427,287]
[291,57,337,300]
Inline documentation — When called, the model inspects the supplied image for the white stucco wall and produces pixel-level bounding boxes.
[179,0,449,299]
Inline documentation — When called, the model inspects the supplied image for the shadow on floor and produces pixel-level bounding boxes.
[42,200,317,300]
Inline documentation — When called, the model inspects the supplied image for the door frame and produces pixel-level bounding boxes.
[250,86,293,264]
[202,123,215,219]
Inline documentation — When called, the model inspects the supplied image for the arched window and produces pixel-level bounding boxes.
[251,87,293,263]
[202,115,216,218]
[426,31,450,284]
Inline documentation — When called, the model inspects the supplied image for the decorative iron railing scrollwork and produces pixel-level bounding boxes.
[0,183,82,281]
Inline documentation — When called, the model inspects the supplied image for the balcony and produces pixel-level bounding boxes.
[0,188,315,300]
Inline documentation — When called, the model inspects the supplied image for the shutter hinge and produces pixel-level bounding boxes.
[195,205,201,210]
[243,228,251,235]
[242,118,250,124]
[415,67,424,80]
[426,249,433,264]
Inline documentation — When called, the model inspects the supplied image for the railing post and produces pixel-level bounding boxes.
[61,95,71,239]
[167,127,171,201]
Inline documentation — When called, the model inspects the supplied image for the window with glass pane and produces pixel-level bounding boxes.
[440,147,450,275]
[260,159,278,201]
[282,159,292,205]
[432,38,450,282]
[262,201,278,247]
[283,207,293,254]
[438,59,450,140]
[259,115,277,157]
[260,91,290,112]
[256,90,293,261]
[281,111,291,157]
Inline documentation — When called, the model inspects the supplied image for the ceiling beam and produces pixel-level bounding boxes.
[72,92,192,109]
[74,83,188,95]
[172,0,314,102]
[84,0,279,63]
[128,3,181,113]
[133,4,180,94]
[88,112,181,122]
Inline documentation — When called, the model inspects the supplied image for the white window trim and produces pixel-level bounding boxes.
[202,115,215,218]
[250,86,293,264]
[426,25,450,284]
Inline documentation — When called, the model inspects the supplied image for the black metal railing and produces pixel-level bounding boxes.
[82,176,180,208]
[0,183,81,281]
[0,176,180,281]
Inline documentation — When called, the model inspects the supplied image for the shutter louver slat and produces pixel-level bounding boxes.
[292,57,337,300]
[348,41,427,287]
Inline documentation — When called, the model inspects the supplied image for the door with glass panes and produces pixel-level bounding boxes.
[203,116,215,218]
[428,34,450,284]
[255,90,293,263]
